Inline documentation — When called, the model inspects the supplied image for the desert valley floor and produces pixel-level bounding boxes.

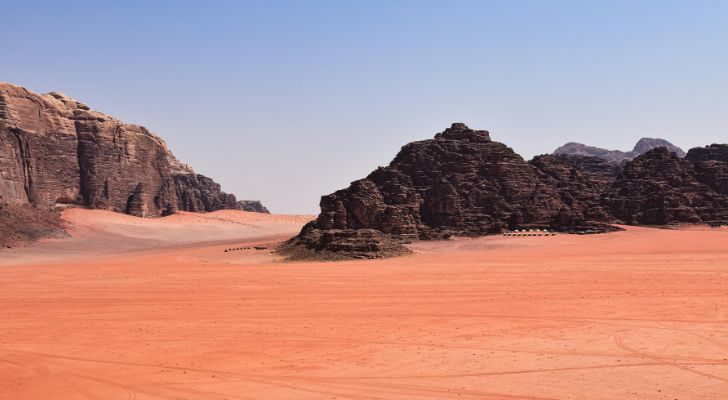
[1,209,727,399]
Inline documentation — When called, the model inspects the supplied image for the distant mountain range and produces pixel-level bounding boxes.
[553,138,685,163]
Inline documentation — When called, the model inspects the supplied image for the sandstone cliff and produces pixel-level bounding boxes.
[0,83,267,246]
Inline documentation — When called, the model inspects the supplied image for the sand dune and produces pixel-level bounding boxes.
[1,211,728,399]
[0,209,314,266]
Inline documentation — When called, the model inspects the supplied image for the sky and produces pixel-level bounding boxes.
[1,1,727,214]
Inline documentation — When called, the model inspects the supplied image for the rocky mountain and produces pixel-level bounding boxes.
[285,123,727,260]
[554,138,685,163]
[283,123,619,260]
[0,83,267,246]
[604,146,728,225]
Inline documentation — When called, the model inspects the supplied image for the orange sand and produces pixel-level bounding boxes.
[1,210,727,399]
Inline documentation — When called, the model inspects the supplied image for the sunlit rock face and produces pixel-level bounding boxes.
[0,83,268,246]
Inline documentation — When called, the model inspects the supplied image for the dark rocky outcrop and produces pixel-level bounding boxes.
[173,173,238,213]
[238,200,270,214]
[685,144,728,163]
[0,83,267,246]
[281,227,411,260]
[528,154,619,227]
[283,124,621,260]
[554,138,685,163]
[604,147,728,225]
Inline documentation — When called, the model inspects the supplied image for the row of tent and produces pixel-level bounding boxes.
[503,230,557,237]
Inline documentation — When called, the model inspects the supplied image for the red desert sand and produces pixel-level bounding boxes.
[1,209,727,399]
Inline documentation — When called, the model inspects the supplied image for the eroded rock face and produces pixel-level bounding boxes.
[604,147,728,224]
[285,124,620,259]
[0,83,267,246]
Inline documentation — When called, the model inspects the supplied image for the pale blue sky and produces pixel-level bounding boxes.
[2,1,727,213]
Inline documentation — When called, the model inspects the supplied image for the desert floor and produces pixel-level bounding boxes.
[1,210,727,399]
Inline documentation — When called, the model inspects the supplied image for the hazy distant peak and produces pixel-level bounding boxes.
[552,142,630,163]
[554,138,685,163]
[632,138,686,157]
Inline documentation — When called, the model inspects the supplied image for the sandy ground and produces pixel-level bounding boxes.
[1,210,727,399]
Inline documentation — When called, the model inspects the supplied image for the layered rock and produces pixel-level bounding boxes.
[528,154,619,227]
[284,123,619,259]
[604,147,728,224]
[554,138,685,163]
[0,83,267,246]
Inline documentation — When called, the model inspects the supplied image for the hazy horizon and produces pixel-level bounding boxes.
[2,0,727,213]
